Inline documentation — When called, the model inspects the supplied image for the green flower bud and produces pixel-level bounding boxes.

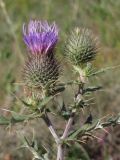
[65,28,98,66]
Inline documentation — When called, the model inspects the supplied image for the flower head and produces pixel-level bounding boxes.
[23,20,58,55]
[23,20,60,97]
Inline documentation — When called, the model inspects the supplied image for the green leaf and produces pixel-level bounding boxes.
[21,136,48,160]
[11,111,39,123]
[20,99,34,107]
[0,111,41,125]
[83,86,102,94]
[88,65,120,77]
[68,120,99,139]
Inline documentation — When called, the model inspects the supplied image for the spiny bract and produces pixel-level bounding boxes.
[24,54,59,88]
[65,28,98,66]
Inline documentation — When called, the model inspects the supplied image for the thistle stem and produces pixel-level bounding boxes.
[43,112,65,160]
[43,112,59,144]
[61,114,74,139]
[57,144,64,160]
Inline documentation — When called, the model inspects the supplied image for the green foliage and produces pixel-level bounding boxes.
[0,111,40,125]
[21,136,49,160]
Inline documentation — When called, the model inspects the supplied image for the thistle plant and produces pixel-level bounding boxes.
[0,20,120,160]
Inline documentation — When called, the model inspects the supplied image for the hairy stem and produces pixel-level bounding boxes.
[61,114,74,139]
[42,112,59,144]
[43,112,65,160]
[57,144,64,160]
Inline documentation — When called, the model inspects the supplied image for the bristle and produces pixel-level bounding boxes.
[65,28,98,66]
[23,54,59,88]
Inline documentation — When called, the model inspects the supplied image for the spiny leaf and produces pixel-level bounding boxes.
[68,120,99,139]
[0,111,41,125]
[88,65,120,77]
[83,86,102,94]
[11,111,40,123]
[21,136,49,160]
[20,98,34,107]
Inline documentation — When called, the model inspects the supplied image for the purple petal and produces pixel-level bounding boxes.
[23,20,58,55]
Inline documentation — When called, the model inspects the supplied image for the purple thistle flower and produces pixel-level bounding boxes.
[23,20,58,55]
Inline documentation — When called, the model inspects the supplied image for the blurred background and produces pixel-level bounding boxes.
[0,0,120,159]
